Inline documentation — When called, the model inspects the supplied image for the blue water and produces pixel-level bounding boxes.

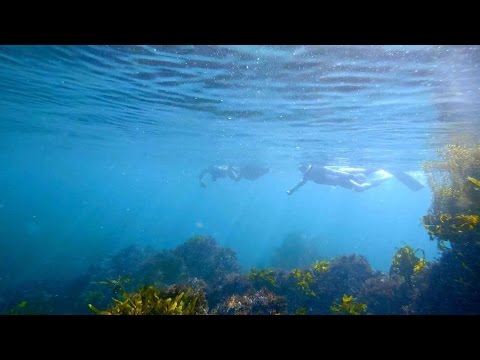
[1,45,479,290]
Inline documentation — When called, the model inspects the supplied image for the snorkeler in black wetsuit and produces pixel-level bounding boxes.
[287,164,424,195]
[199,165,270,188]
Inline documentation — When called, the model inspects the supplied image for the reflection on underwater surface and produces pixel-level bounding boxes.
[0,45,479,314]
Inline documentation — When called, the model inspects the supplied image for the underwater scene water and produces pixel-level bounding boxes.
[0,45,479,315]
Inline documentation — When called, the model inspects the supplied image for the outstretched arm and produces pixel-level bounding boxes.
[349,179,372,192]
[227,166,242,181]
[287,179,308,195]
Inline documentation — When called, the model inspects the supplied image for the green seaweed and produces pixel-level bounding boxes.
[247,268,277,289]
[291,269,316,297]
[390,246,428,282]
[467,176,480,188]
[312,260,329,273]
[92,275,132,296]
[295,307,308,315]
[9,300,29,315]
[88,285,206,315]
[423,145,480,248]
[330,294,367,315]
[8,295,53,315]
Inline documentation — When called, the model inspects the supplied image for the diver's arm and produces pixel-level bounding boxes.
[228,166,242,181]
[304,164,313,175]
[349,179,371,192]
[199,169,209,188]
[329,168,351,176]
[287,179,308,195]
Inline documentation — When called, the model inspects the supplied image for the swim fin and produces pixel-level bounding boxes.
[390,170,425,191]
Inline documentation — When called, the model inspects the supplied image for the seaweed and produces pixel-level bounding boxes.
[138,250,187,286]
[92,275,132,296]
[214,288,286,315]
[390,246,429,284]
[88,285,207,315]
[312,260,329,274]
[247,268,277,289]
[467,176,480,188]
[330,294,367,315]
[295,306,308,315]
[173,236,240,285]
[291,269,316,297]
[423,144,480,248]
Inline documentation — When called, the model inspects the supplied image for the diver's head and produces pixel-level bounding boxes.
[298,164,309,174]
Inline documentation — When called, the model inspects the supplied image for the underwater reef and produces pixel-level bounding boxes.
[0,236,478,315]
[0,239,438,315]
[1,144,479,315]
[270,232,322,270]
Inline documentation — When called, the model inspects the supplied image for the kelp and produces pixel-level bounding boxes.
[330,294,367,315]
[247,268,277,289]
[88,285,206,315]
[423,144,480,246]
[390,246,428,282]
[312,260,329,273]
[291,269,316,297]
